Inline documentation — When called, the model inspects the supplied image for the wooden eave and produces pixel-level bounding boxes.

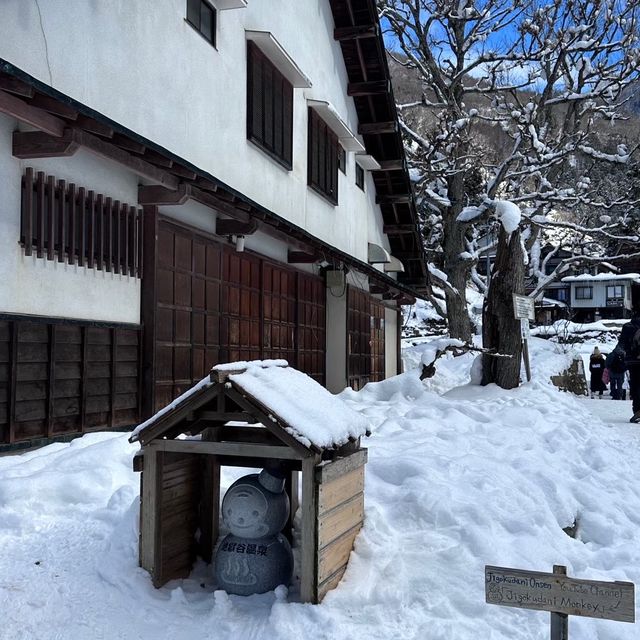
[328,0,429,294]
[0,59,423,300]
[129,373,326,458]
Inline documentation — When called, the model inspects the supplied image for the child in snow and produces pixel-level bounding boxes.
[589,346,607,399]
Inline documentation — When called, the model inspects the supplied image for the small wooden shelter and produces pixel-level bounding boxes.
[130,361,369,603]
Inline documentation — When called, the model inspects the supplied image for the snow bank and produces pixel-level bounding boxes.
[2,338,640,639]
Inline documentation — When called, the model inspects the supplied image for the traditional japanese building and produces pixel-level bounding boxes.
[0,0,427,450]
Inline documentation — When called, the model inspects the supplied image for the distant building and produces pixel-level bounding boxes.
[561,273,640,322]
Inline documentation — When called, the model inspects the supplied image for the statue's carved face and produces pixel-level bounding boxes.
[223,482,270,538]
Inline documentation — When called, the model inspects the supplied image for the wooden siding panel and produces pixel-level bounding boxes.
[0,318,140,446]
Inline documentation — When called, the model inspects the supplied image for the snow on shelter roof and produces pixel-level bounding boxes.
[561,272,640,283]
[130,360,370,450]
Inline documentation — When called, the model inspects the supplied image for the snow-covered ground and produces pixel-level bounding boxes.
[1,336,639,640]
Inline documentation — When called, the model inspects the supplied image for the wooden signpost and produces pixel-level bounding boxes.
[513,294,534,382]
[486,564,635,638]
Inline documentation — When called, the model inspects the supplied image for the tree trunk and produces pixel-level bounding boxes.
[442,176,473,342]
[482,228,525,389]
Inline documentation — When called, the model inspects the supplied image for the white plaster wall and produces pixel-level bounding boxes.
[0,0,393,266]
[325,281,348,393]
[385,306,399,378]
[0,114,140,323]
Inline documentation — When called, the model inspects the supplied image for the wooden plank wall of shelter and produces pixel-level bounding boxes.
[139,449,202,587]
[150,219,326,414]
[0,317,141,446]
[347,286,386,390]
[315,449,367,601]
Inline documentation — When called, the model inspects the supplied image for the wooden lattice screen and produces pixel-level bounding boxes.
[20,168,143,277]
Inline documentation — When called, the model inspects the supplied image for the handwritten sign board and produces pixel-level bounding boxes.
[513,294,535,320]
[485,565,635,623]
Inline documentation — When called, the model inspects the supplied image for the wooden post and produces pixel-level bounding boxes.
[141,205,158,419]
[300,454,320,603]
[284,469,299,543]
[140,447,161,576]
[199,427,221,563]
[551,565,569,640]
[523,337,532,382]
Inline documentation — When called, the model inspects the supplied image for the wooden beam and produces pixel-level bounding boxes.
[288,251,319,264]
[170,164,198,181]
[0,89,66,136]
[347,80,390,96]
[12,129,79,159]
[0,75,34,98]
[376,194,411,205]
[148,438,304,460]
[190,185,251,222]
[75,114,114,138]
[315,449,367,484]
[374,159,405,171]
[111,132,146,154]
[197,410,256,423]
[334,24,378,41]
[357,121,398,135]
[29,94,78,120]
[383,224,417,234]
[215,217,258,236]
[387,250,419,260]
[223,386,314,457]
[369,284,390,295]
[137,148,174,168]
[73,129,180,189]
[138,184,191,206]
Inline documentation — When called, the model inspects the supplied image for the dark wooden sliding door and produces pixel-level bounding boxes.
[149,220,326,416]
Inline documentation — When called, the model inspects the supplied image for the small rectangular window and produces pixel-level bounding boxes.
[355,163,365,191]
[186,0,216,46]
[575,286,593,300]
[338,145,346,174]
[247,42,294,169]
[606,285,624,298]
[308,108,339,204]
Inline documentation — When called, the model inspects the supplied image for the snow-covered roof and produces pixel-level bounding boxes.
[561,272,640,283]
[228,363,369,449]
[130,360,370,450]
[538,297,567,308]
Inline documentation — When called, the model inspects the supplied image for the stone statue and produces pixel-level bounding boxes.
[215,469,293,595]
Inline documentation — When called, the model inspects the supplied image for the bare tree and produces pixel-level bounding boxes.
[380,0,640,385]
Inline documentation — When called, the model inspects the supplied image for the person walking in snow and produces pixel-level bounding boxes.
[619,309,640,423]
[605,343,627,400]
[589,346,607,399]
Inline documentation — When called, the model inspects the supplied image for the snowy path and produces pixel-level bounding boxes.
[2,338,640,640]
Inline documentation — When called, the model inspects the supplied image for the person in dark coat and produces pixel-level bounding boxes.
[619,309,640,423]
[589,346,607,399]
[605,344,627,400]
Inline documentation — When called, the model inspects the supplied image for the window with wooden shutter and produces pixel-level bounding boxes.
[247,42,294,169]
[308,108,339,205]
